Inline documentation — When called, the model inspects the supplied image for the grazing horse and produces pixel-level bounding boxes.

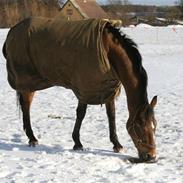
[3,17,157,162]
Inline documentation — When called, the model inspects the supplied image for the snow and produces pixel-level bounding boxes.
[136,23,153,28]
[0,25,183,182]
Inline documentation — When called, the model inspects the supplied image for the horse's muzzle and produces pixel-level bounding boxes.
[139,153,157,163]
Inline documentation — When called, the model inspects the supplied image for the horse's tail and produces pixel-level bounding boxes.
[2,41,7,59]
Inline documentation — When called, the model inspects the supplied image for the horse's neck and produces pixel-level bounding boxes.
[108,41,148,115]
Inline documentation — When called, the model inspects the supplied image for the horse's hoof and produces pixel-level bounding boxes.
[29,140,38,147]
[73,145,83,151]
[113,145,123,153]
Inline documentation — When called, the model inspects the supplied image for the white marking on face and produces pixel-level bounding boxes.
[151,122,155,130]
[151,121,156,141]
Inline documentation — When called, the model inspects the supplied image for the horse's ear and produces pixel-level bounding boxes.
[150,96,157,108]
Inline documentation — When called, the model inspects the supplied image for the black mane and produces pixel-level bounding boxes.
[108,25,148,90]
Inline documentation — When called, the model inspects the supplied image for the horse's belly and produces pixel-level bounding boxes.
[71,79,121,105]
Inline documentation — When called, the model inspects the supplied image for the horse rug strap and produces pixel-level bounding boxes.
[5,17,121,104]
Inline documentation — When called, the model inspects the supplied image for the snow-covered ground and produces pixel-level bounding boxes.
[0,25,183,182]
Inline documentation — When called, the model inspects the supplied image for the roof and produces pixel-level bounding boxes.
[62,0,109,19]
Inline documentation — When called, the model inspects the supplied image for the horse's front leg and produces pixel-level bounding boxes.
[17,91,38,146]
[105,99,123,153]
[72,101,87,150]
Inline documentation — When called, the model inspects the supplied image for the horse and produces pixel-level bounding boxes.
[2,17,157,162]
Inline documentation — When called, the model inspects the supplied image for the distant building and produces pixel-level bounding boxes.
[60,0,109,20]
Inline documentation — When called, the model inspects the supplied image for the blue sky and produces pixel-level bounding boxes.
[97,0,177,6]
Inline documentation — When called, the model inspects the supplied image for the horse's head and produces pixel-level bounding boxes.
[127,96,157,162]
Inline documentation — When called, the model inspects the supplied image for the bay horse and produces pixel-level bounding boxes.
[2,17,157,162]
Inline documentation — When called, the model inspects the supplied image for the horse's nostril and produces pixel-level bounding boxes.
[139,153,156,161]
[146,154,153,160]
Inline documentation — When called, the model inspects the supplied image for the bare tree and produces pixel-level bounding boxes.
[176,0,183,18]
[178,0,183,6]
[166,6,181,21]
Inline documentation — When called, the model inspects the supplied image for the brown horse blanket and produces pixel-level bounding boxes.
[4,17,121,104]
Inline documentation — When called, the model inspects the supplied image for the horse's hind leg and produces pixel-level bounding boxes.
[17,91,38,146]
[105,99,123,153]
[72,101,87,150]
